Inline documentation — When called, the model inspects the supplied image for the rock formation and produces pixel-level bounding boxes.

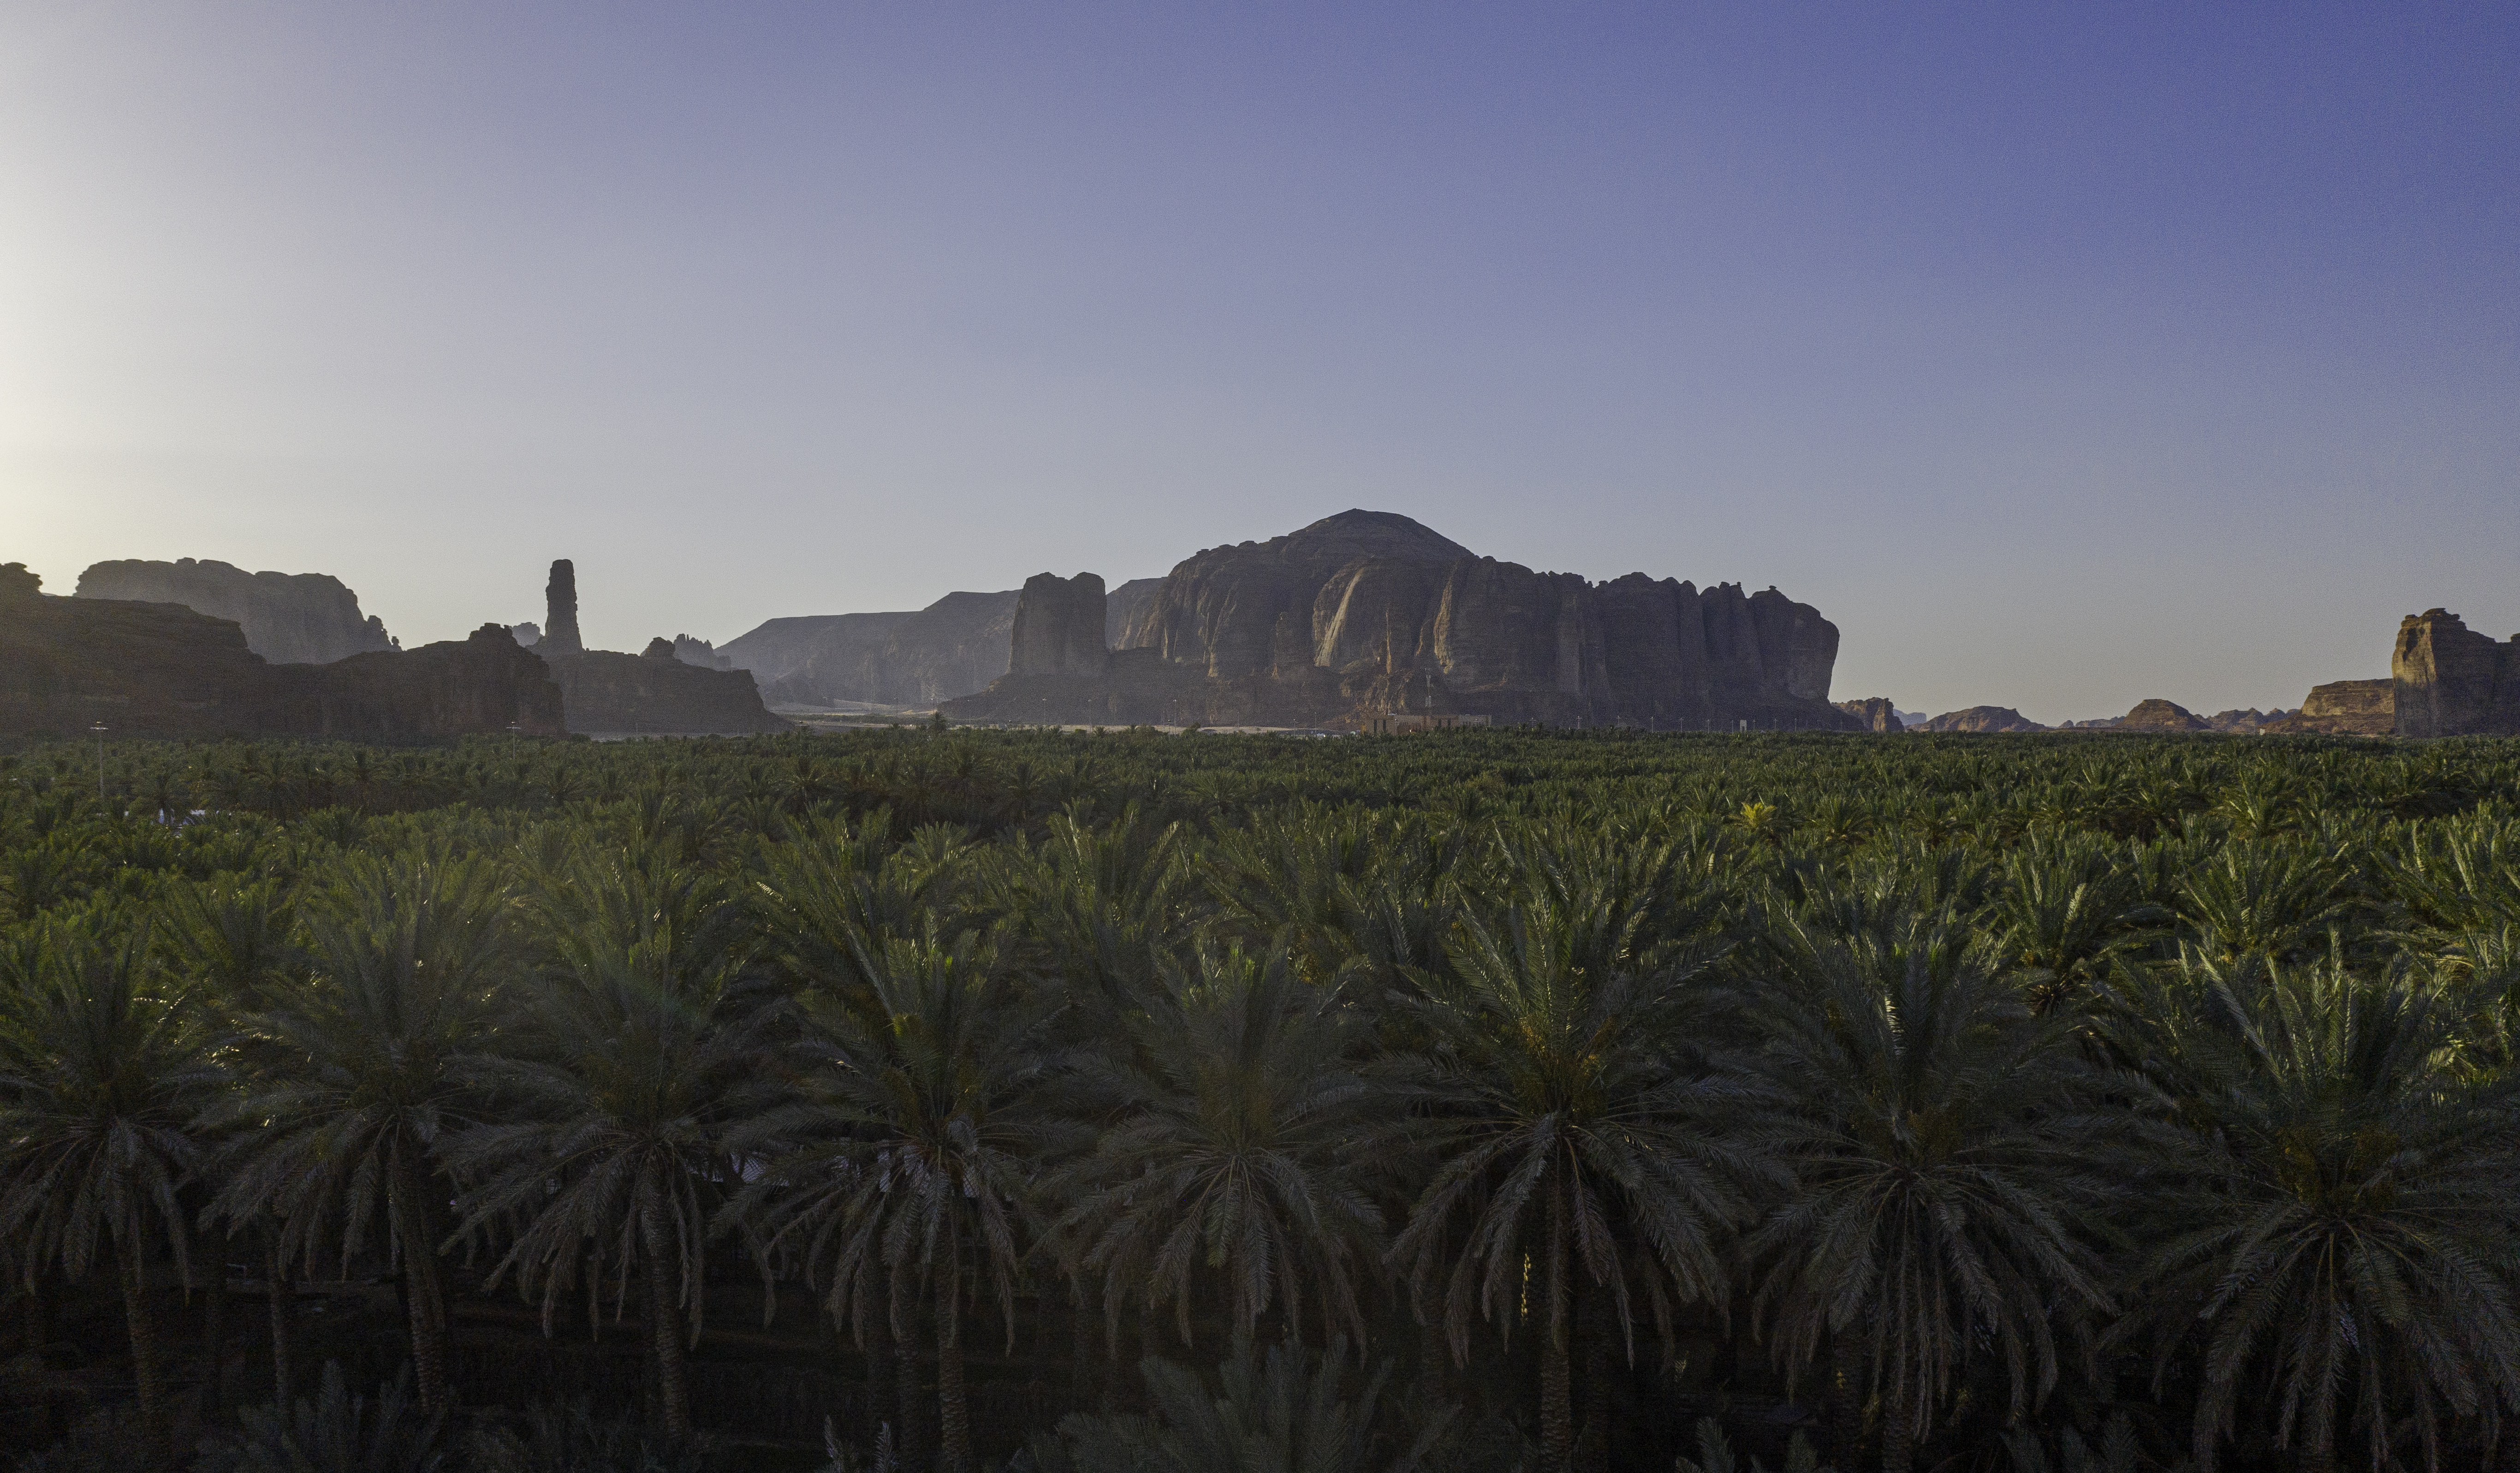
[542,560,584,655]
[1914,707,2047,733]
[510,622,543,647]
[2262,681,2394,736]
[1106,578,1163,650]
[2204,708,2291,733]
[672,635,731,669]
[1835,698,1904,733]
[74,558,395,664]
[2392,610,2520,737]
[5,565,562,739]
[732,594,1021,709]
[943,511,1860,731]
[515,561,785,735]
[2118,699,2211,732]
[1009,574,1108,677]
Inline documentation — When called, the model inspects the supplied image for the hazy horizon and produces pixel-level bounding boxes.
[6,3,2514,726]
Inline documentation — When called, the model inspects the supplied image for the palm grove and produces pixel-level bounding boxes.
[2,726,2517,1473]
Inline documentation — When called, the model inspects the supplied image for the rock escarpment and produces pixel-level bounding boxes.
[1835,698,1904,733]
[74,558,395,664]
[4,564,562,739]
[2392,610,2520,737]
[943,511,1860,731]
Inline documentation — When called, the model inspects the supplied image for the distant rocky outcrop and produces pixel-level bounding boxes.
[1106,578,1163,651]
[1915,707,2047,733]
[672,635,731,670]
[5,565,562,739]
[944,511,1860,731]
[514,560,785,735]
[542,560,584,655]
[2204,708,2291,733]
[2392,609,2520,737]
[2263,680,2395,736]
[1010,573,1109,678]
[734,593,1022,709]
[509,622,543,647]
[1835,698,1904,733]
[74,558,395,665]
[2118,699,2210,732]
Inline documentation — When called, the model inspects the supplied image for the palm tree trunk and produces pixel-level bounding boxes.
[202,1234,231,1418]
[935,1257,974,1473]
[1576,1279,1611,1473]
[636,1184,695,1443]
[114,1228,168,1472]
[894,1286,927,1473]
[1828,1334,1866,1473]
[1880,1390,1915,1473]
[264,1238,297,1410]
[388,1140,450,1414]
[1540,1183,1574,1473]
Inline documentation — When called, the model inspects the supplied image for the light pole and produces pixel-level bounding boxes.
[89,722,108,806]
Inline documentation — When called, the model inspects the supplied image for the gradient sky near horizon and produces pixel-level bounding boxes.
[4,3,2514,723]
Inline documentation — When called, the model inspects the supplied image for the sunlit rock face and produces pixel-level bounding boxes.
[1836,697,1904,733]
[2394,609,2520,737]
[74,558,395,665]
[945,510,1860,731]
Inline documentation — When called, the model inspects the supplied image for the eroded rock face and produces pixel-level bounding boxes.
[74,558,395,665]
[2119,699,2211,732]
[543,560,584,655]
[539,649,786,734]
[945,510,1859,730]
[2261,680,2393,736]
[1835,698,1904,732]
[1915,707,2047,733]
[2393,610,2520,737]
[1009,573,1108,677]
[3,587,563,739]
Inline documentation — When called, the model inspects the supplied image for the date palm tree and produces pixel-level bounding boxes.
[202,849,515,1416]
[1046,942,1397,1350]
[0,922,213,1470]
[1389,835,1756,1473]
[2110,948,2520,1473]
[722,926,1077,1473]
[444,844,761,1444]
[1736,902,2120,1473]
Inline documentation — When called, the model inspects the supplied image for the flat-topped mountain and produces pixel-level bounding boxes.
[945,510,1859,731]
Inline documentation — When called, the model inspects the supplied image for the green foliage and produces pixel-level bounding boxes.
[2,727,2518,1471]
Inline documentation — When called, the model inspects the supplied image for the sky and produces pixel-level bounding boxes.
[2,2,2513,723]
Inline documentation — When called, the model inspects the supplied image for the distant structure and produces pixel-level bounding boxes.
[543,559,584,655]
[74,557,395,665]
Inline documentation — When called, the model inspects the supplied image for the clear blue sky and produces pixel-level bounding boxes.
[4,2,2513,721]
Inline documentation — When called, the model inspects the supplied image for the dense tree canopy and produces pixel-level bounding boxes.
[0,724,2515,1473]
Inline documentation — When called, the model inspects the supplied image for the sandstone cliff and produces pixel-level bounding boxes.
[2262,680,2395,736]
[2118,699,2210,732]
[1914,707,2047,733]
[1010,573,1109,677]
[74,558,395,665]
[542,560,584,654]
[945,511,1859,731]
[1836,698,1904,733]
[2392,610,2520,737]
[5,567,562,739]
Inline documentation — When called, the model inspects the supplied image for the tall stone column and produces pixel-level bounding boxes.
[543,559,583,655]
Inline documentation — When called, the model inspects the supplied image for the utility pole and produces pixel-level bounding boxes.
[89,722,108,806]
